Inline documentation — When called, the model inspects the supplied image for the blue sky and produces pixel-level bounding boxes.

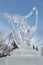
[0,0,43,30]
[0,0,43,47]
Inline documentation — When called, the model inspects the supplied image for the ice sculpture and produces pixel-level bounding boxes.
[4,7,38,48]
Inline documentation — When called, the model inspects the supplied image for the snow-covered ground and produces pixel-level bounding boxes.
[10,48,41,56]
[0,55,43,65]
[0,43,41,65]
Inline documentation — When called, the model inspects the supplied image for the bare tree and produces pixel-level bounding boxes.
[0,31,18,58]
